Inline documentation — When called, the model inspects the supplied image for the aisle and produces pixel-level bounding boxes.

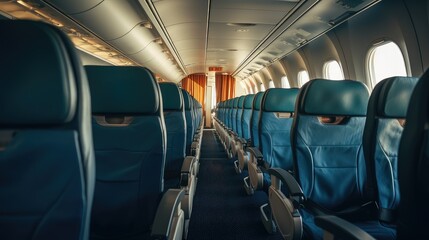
[187,129,282,240]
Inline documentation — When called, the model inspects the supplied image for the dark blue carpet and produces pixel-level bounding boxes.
[187,130,282,240]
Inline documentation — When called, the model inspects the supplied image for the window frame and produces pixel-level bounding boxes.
[268,80,275,89]
[298,70,310,87]
[366,40,408,89]
[281,76,290,88]
[323,60,344,80]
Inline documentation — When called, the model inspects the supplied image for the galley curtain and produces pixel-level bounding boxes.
[181,74,206,106]
[216,75,235,103]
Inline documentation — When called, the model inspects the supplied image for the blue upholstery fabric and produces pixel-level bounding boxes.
[0,20,95,240]
[226,99,232,129]
[363,77,418,223]
[85,66,159,114]
[159,83,186,181]
[236,96,245,138]
[374,119,402,211]
[250,92,265,148]
[0,25,77,126]
[301,209,396,240]
[292,79,372,237]
[231,98,239,133]
[182,90,195,153]
[225,100,231,128]
[262,88,299,113]
[294,115,367,210]
[260,88,299,172]
[160,83,183,111]
[242,94,255,140]
[86,66,166,239]
[299,79,369,116]
[378,77,417,118]
[397,70,429,239]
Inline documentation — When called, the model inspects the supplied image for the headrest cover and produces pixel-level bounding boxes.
[238,96,245,108]
[181,89,192,110]
[228,99,234,108]
[377,77,418,118]
[159,82,183,111]
[86,66,159,114]
[262,88,299,112]
[233,98,239,108]
[244,94,255,109]
[253,92,265,110]
[299,79,369,116]
[0,21,77,126]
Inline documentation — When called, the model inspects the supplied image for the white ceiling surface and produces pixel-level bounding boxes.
[46,0,380,83]
[150,0,298,75]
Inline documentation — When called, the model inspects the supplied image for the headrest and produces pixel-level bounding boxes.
[298,79,369,116]
[85,66,160,114]
[244,94,256,109]
[233,98,239,108]
[262,88,299,112]
[159,82,183,111]
[238,96,245,108]
[376,77,418,118]
[0,21,78,126]
[228,99,234,108]
[181,89,192,110]
[253,92,265,111]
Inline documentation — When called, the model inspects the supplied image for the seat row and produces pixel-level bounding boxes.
[0,20,203,240]
[213,73,429,239]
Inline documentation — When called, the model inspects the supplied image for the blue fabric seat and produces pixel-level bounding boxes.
[268,79,376,239]
[396,70,429,239]
[236,94,256,173]
[159,82,197,228]
[236,96,246,139]
[231,96,246,158]
[86,66,184,240]
[363,77,418,224]
[243,92,265,195]
[159,83,187,184]
[256,88,299,190]
[182,90,195,155]
[0,20,95,240]
[313,75,425,240]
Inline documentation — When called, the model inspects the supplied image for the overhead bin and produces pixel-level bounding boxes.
[108,25,155,55]
[46,0,186,82]
[46,0,102,15]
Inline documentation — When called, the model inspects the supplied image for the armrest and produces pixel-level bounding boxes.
[237,137,249,148]
[180,156,196,187]
[314,215,376,240]
[151,189,185,239]
[268,168,304,207]
[191,141,199,150]
[247,147,264,166]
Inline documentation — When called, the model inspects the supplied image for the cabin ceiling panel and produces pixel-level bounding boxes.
[46,0,102,15]
[108,26,154,55]
[210,9,285,25]
[152,0,207,27]
[67,0,147,41]
[211,0,298,12]
[147,0,209,76]
[165,23,207,41]
[208,23,274,40]
[207,39,260,51]
[174,39,206,52]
